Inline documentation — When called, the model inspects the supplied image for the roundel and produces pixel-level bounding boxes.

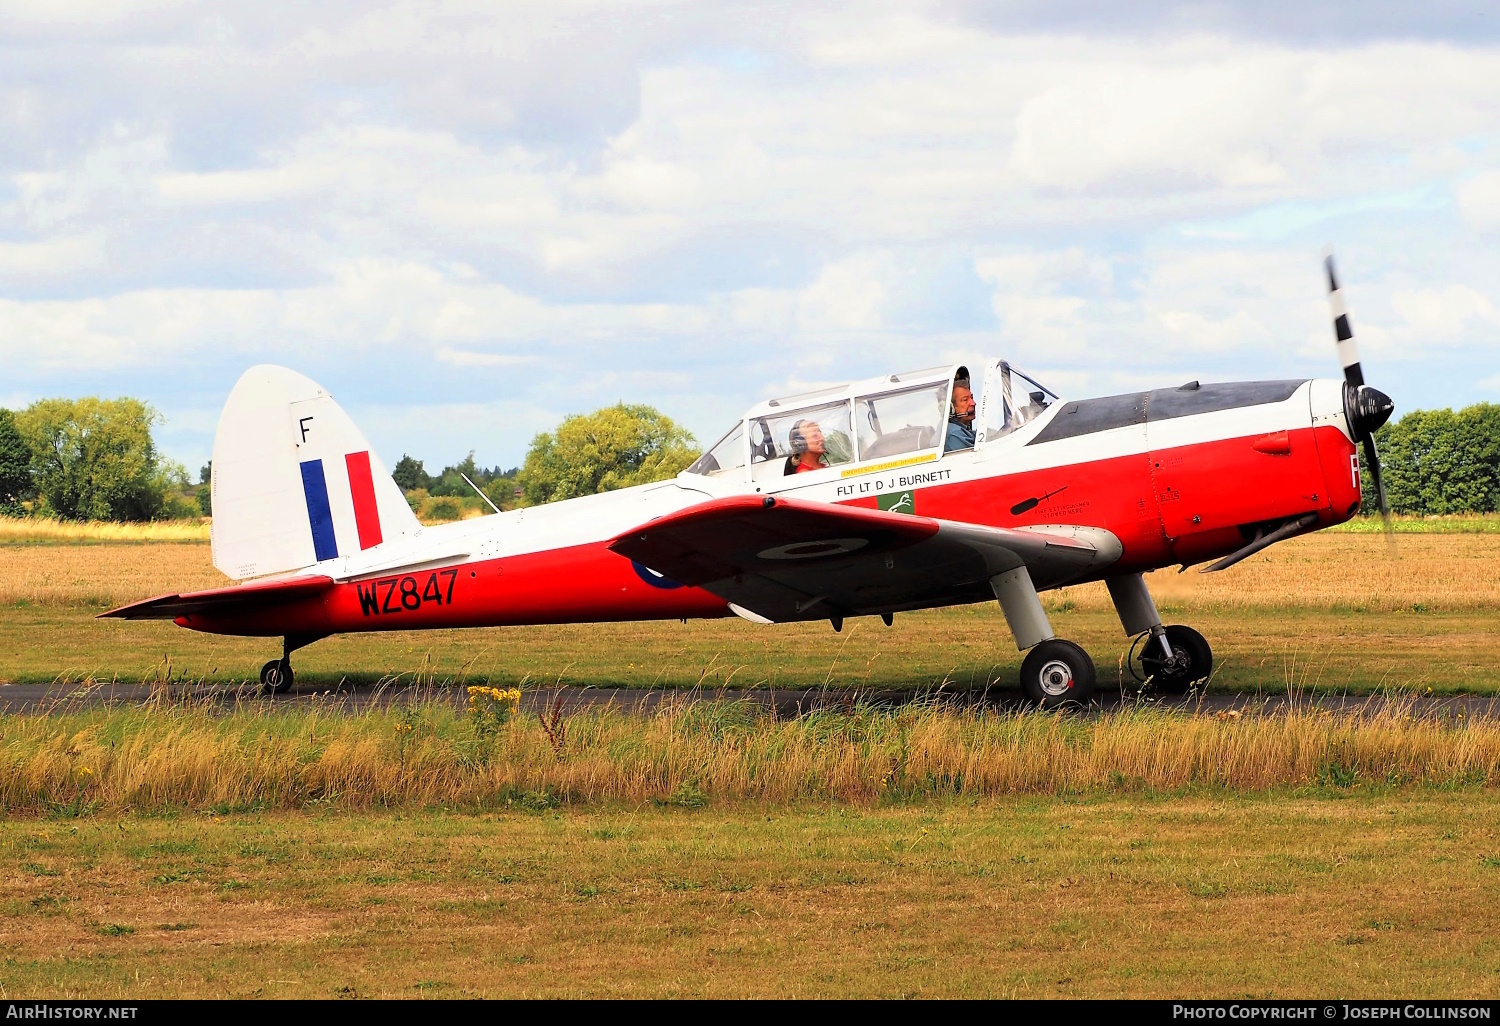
[632,560,684,589]
[757,537,869,561]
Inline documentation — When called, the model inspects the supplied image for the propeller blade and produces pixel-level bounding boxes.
[1325,250,1396,543]
[1324,252,1364,389]
[1362,434,1389,520]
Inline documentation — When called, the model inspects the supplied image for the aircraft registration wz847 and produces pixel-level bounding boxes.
[105,257,1394,707]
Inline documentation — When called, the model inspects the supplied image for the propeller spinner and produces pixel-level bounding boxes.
[1324,253,1395,521]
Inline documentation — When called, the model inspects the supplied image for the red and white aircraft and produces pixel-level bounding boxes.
[105,258,1394,706]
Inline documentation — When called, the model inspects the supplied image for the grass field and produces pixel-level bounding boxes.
[3,524,1500,998]
[3,796,1498,998]
[0,531,1496,692]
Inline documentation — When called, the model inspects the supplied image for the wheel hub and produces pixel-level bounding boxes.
[1037,659,1074,697]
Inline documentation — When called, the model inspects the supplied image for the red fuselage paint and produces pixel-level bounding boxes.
[176,423,1359,638]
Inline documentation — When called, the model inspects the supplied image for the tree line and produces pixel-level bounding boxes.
[0,397,699,522]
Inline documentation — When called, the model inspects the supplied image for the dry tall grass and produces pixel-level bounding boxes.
[3,697,1495,814]
[0,517,209,545]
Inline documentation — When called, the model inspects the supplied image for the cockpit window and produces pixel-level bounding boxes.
[749,401,854,474]
[978,362,1060,444]
[686,422,746,477]
[854,382,948,461]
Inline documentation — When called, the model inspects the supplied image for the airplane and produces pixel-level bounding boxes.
[103,257,1394,707]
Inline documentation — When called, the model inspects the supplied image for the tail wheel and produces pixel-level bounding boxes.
[1019,639,1097,708]
[260,658,294,695]
[1138,625,1213,694]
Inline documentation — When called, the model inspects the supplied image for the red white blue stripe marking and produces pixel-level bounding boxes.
[299,451,383,561]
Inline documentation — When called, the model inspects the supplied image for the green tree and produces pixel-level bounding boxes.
[14,397,174,521]
[429,452,482,497]
[1370,403,1500,515]
[197,461,213,517]
[392,454,432,493]
[481,469,520,510]
[0,409,33,513]
[518,404,698,505]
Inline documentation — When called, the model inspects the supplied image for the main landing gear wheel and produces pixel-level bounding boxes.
[1019,639,1097,708]
[1138,625,1212,694]
[260,658,294,695]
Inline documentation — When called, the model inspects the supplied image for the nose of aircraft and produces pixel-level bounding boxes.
[1347,384,1394,439]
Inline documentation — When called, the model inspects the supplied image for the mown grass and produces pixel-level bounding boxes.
[2,531,1499,692]
[3,697,1497,813]
[6,529,1497,612]
[2,796,1498,997]
[1330,513,1500,534]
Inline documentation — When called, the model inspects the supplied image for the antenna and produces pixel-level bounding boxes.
[461,472,501,515]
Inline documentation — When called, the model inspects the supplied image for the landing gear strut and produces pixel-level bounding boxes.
[991,566,1098,708]
[1107,574,1214,694]
[258,634,323,696]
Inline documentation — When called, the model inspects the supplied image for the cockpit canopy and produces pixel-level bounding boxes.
[685,360,1059,481]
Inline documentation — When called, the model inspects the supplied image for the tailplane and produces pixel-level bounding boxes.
[210,365,421,580]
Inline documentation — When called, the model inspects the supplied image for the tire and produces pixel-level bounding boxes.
[1019,639,1097,708]
[1139,625,1213,694]
[260,658,294,695]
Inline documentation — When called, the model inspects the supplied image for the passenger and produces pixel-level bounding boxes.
[944,382,976,452]
[785,419,830,474]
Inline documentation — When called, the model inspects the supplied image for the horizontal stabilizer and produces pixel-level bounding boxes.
[98,575,334,621]
[341,549,471,581]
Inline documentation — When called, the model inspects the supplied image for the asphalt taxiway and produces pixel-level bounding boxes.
[1,679,1495,720]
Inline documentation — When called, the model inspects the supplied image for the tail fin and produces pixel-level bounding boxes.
[210,365,421,580]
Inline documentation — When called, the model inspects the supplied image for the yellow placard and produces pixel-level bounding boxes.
[840,452,938,479]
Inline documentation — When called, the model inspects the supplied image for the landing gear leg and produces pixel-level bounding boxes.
[1106,573,1213,694]
[991,567,1097,707]
[258,634,323,696]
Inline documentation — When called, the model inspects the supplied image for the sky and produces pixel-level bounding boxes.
[3,1,1499,473]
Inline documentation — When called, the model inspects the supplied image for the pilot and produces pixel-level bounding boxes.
[785,419,830,474]
[944,381,976,452]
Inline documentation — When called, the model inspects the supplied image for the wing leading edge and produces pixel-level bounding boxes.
[609,494,1121,623]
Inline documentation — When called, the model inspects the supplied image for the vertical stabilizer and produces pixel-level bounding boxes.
[210,365,421,580]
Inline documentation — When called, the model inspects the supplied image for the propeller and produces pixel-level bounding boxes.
[1324,252,1395,526]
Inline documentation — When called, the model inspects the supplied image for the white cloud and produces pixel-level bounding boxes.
[1391,285,1498,339]
[1459,171,1500,232]
[1,3,1499,465]
[0,234,103,274]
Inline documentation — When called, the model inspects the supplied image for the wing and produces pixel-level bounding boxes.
[609,495,1120,623]
[98,575,335,621]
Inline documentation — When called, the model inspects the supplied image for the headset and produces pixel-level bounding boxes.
[788,420,810,455]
